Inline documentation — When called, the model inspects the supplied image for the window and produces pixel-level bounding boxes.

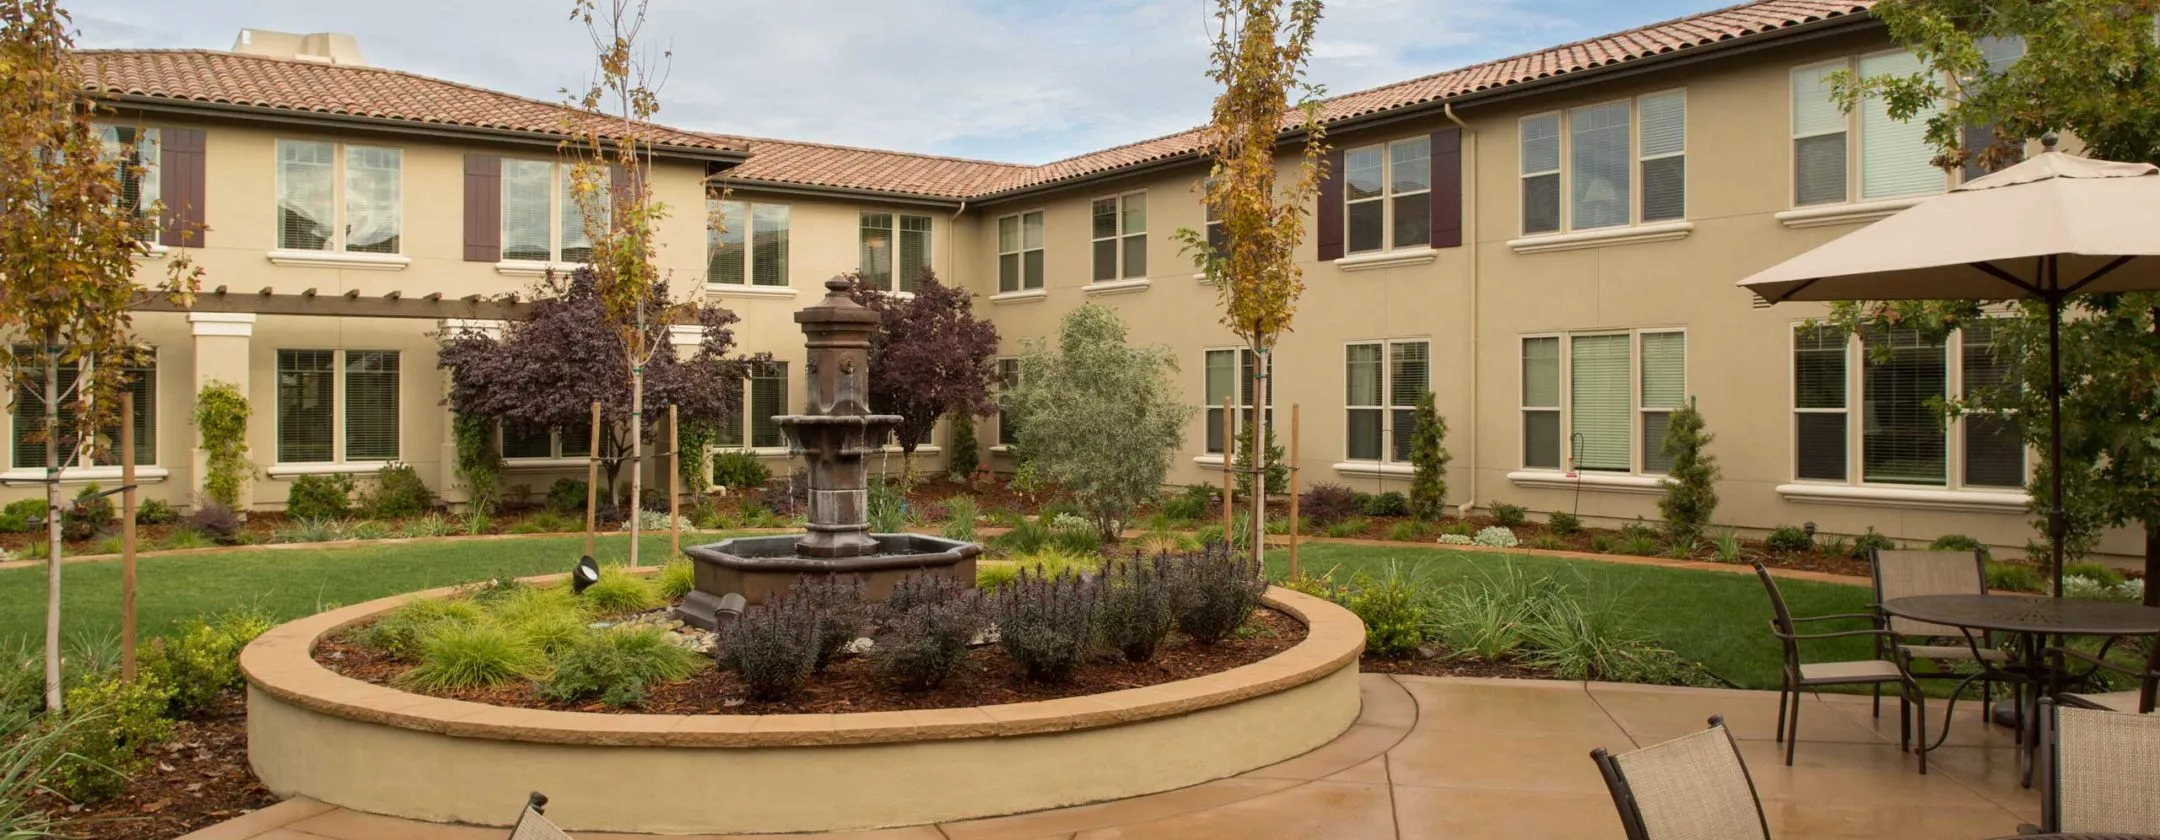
[1520,90,1683,236]
[95,125,159,227]
[1345,340,1430,462]
[859,213,933,292]
[1091,194,1146,281]
[996,358,1020,447]
[10,349,155,469]
[503,417,595,460]
[276,349,399,464]
[1344,137,1431,254]
[1204,195,1227,255]
[997,211,1045,292]
[1789,324,2022,489]
[749,362,788,449]
[1792,54,1945,207]
[275,140,401,253]
[714,377,745,449]
[1518,331,1685,474]
[709,199,790,286]
[1203,348,1270,455]
[501,159,603,263]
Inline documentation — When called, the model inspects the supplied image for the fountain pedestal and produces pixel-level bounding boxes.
[675,277,982,629]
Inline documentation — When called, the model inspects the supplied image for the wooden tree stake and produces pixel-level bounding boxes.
[585,401,601,558]
[669,404,681,558]
[1288,403,1300,580]
[1221,398,1234,541]
[120,391,137,681]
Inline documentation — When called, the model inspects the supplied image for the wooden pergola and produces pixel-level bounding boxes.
[133,286,537,321]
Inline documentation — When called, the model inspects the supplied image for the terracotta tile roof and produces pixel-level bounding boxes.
[713,136,1031,199]
[76,50,746,157]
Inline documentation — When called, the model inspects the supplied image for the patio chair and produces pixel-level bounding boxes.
[509,792,574,840]
[2031,699,2160,834]
[1755,563,1924,770]
[1590,715,1771,840]
[1868,548,2020,734]
[2050,632,2159,714]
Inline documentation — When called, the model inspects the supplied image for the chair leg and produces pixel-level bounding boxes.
[1775,685,1790,744]
[1872,681,1882,719]
[1785,689,1801,766]
[1896,681,1910,752]
[1912,683,1929,775]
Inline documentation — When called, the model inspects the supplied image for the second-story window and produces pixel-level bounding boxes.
[1092,193,1146,281]
[1792,52,1944,207]
[276,140,402,253]
[860,212,932,292]
[502,160,604,263]
[95,125,159,228]
[1345,136,1430,253]
[1519,90,1686,236]
[708,199,790,286]
[997,211,1044,292]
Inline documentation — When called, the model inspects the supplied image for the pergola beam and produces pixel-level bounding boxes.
[133,289,536,321]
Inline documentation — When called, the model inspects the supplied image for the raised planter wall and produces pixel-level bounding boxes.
[241,580,1364,834]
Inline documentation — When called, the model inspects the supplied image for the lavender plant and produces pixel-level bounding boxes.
[715,597,819,701]
[993,567,1101,683]
[1098,554,1177,662]
[1171,544,1267,645]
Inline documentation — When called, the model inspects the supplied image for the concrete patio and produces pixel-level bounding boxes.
[183,675,2037,840]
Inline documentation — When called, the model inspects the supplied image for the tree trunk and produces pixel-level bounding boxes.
[2145,524,2158,608]
[630,363,645,568]
[43,333,63,713]
[1249,342,1268,567]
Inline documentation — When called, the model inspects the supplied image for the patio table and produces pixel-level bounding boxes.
[1881,594,2160,786]
[1984,835,2160,839]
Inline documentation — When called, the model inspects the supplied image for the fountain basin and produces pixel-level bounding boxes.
[675,532,980,627]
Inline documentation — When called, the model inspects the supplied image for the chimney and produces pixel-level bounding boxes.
[231,29,366,66]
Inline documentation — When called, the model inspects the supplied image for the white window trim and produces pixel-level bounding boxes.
[1786,322,2028,493]
[266,461,393,479]
[1773,196,1925,229]
[494,259,581,278]
[1505,470,1667,495]
[706,285,800,300]
[1091,192,1147,281]
[274,139,404,256]
[1787,54,1951,215]
[1773,483,2029,513]
[707,199,791,290]
[1340,136,1433,257]
[989,289,1048,305]
[273,348,400,469]
[1341,338,1430,465]
[858,211,933,292]
[0,465,170,486]
[1334,462,1414,479]
[1514,328,1686,482]
[1081,278,1151,296]
[1506,220,1695,254]
[996,209,1047,293]
[499,457,591,471]
[1336,247,1439,271]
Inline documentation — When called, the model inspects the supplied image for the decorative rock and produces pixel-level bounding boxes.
[843,637,875,656]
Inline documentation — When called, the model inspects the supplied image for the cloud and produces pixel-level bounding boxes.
[65,0,1629,162]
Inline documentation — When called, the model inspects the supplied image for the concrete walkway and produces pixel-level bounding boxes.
[183,675,2036,840]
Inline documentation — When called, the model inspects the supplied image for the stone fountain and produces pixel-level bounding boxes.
[674,277,982,629]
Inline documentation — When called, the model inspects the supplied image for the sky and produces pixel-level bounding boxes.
[71,0,1722,164]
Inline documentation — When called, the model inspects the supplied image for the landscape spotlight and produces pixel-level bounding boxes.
[572,556,601,595]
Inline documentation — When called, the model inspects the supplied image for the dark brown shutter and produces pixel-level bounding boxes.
[157,128,206,247]
[463,154,501,262]
[1316,148,1345,261]
[1430,128,1463,249]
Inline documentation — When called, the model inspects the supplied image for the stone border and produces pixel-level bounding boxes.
[241,577,1364,833]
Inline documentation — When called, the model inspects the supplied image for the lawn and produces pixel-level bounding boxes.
[0,533,703,651]
[1265,543,1877,692]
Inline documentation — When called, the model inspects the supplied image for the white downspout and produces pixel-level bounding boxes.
[1443,103,1479,516]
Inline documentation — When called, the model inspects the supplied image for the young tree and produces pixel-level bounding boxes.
[1656,399,1718,549]
[0,0,204,711]
[1005,304,1192,542]
[847,270,999,484]
[437,270,762,516]
[1407,392,1450,522]
[1177,0,1328,561]
[1826,0,2160,598]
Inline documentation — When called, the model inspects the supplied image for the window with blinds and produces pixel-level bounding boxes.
[502,159,554,261]
[1637,91,1685,223]
[1520,337,1560,470]
[1520,114,1562,235]
[277,140,337,251]
[713,377,745,449]
[1861,327,1946,485]
[559,169,597,263]
[996,358,1020,447]
[1793,325,1848,481]
[96,125,160,225]
[10,348,79,469]
[1345,145,1385,253]
[1203,348,1269,455]
[500,423,554,459]
[709,199,745,285]
[898,215,932,292]
[344,351,399,461]
[1638,332,1685,473]
[1570,335,1632,471]
[752,204,790,287]
[1791,63,1848,206]
[1389,342,1430,462]
[1960,322,2024,488]
[561,416,593,458]
[1204,196,1227,256]
[277,349,336,463]
[1859,51,1945,201]
[1119,198,1146,279]
[1345,343,1383,460]
[1091,194,1145,281]
[1962,36,2027,181]
[859,213,894,290]
[997,211,1045,292]
[1345,138,1431,254]
[1569,101,1631,231]
[344,146,401,253]
[749,363,788,449]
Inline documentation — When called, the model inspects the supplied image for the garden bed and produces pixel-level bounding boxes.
[38,690,276,840]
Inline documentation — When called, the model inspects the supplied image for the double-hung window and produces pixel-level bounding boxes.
[1344,340,1430,463]
[276,349,399,464]
[747,362,789,449]
[276,140,402,253]
[500,417,592,460]
[1344,137,1431,253]
[859,212,932,292]
[1791,53,1945,208]
[95,124,160,227]
[1203,348,1270,455]
[502,160,603,263]
[708,199,790,286]
[1789,324,2023,489]
[1519,89,1686,235]
[10,348,156,470]
[1518,330,1686,474]
[997,211,1045,292]
[996,357,1021,447]
[1091,193,1147,281]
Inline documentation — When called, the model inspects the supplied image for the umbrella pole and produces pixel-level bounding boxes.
[2046,259,2066,599]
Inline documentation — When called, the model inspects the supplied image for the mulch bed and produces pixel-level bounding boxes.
[1358,651,1561,680]
[40,691,278,840]
[316,607,1306,716]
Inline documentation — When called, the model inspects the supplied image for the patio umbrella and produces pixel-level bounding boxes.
[1740,142,2160,596]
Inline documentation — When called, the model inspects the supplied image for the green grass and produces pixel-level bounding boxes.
[0,533,716,649]
[1269,543,1875,692]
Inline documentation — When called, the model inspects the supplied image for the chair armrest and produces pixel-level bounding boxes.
[1793,612,1882,624]
[1787,629,1899,642]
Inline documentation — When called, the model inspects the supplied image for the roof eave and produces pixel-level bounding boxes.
[968,11,1879,205]
[707,175,967,208]
[97,93,751,164]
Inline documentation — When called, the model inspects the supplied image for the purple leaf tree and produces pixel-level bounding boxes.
[847,269,1000,483]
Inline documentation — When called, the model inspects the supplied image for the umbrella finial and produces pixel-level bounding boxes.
[2041,132,2059,151]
